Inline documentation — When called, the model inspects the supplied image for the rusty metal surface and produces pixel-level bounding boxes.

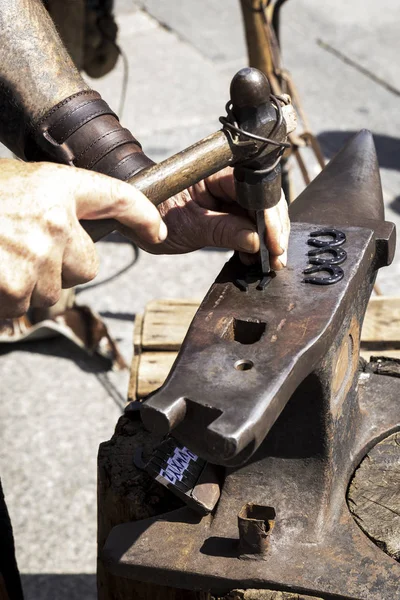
[105,369,400,599]
[141,133,394,467]
[141,221,376,466]
[101,130,400,598]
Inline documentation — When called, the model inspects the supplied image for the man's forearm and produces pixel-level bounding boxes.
[0,0,88,157]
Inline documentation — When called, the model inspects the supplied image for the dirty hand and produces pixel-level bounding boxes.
[0,159,166,318]
[132,167,290,271]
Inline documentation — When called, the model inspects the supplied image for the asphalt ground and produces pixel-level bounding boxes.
[0,1,399,598]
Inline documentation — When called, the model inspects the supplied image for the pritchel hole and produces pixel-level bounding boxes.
[234,359,254,371]
[223,318,266,345]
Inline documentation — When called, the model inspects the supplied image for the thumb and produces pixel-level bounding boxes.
[70,167,167,245]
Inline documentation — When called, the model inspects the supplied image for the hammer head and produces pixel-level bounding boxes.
[230,67,272,109]
[229,67,289,211]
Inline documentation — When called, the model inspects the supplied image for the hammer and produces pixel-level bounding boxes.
[82,68,295,273]
[226,69,291,276]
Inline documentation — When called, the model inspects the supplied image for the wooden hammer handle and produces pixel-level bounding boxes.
[81,130,233,242]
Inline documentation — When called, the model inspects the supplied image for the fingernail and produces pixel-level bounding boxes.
[279,250,287,268]
[279,232,287,253]
[158,220,168,241]
[238,229,258,253]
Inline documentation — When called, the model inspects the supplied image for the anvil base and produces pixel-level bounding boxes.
[103,371,400,600]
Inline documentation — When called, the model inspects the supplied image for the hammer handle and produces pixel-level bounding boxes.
[81,130,234,242]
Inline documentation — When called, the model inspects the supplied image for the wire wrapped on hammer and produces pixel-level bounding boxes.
[219,94,291,175]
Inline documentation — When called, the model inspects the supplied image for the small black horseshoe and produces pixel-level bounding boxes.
[303,264,344,285]
[307,247,347,266]
[307,228,346,248]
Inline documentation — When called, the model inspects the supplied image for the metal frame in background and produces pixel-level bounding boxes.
[240,0,326,200]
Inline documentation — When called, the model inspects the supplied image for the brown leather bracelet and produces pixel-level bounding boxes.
[24,90,154,181]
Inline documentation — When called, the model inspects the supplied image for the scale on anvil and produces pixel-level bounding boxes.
[101,127,399,598]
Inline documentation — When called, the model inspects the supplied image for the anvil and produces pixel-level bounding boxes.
[102,131,400,600]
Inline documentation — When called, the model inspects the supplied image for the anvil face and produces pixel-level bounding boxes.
[142,222,375,466]
[141,130,395,468]
[102,131,399,599]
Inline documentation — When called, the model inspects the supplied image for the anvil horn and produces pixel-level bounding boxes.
[141,130,395,466]
[290,129,384,224]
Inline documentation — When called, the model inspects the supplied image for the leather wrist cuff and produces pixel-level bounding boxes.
[24,90,154,181]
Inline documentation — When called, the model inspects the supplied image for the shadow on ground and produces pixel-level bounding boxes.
[0,337,112,374]
[21,574,96,600]
[317,131,400,172]
[318,130,400,213]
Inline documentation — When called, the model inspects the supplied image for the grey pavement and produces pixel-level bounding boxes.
[0,1,399,598]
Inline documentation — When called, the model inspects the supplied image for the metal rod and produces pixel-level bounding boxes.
[256,209,270,273]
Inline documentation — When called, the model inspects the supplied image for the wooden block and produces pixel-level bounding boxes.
[137,351,178,398]
[127,353,141,402]
[360,349,400,361]
[127,314,144,402]
[361,296,400,343]
[141,299,200,351]
[133,313,144,354]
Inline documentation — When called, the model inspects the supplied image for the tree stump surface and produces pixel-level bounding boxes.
[348,430,400,561]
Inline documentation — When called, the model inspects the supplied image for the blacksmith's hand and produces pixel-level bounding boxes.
[0,159,166,318]
[131,167,289,271]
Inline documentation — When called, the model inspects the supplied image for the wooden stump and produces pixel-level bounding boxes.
[348,430,400,561]
[97,415,194,600]
[98,298,400,599]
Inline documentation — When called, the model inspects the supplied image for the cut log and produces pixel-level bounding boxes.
[97,415,197,599]
[348,431,400,561]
